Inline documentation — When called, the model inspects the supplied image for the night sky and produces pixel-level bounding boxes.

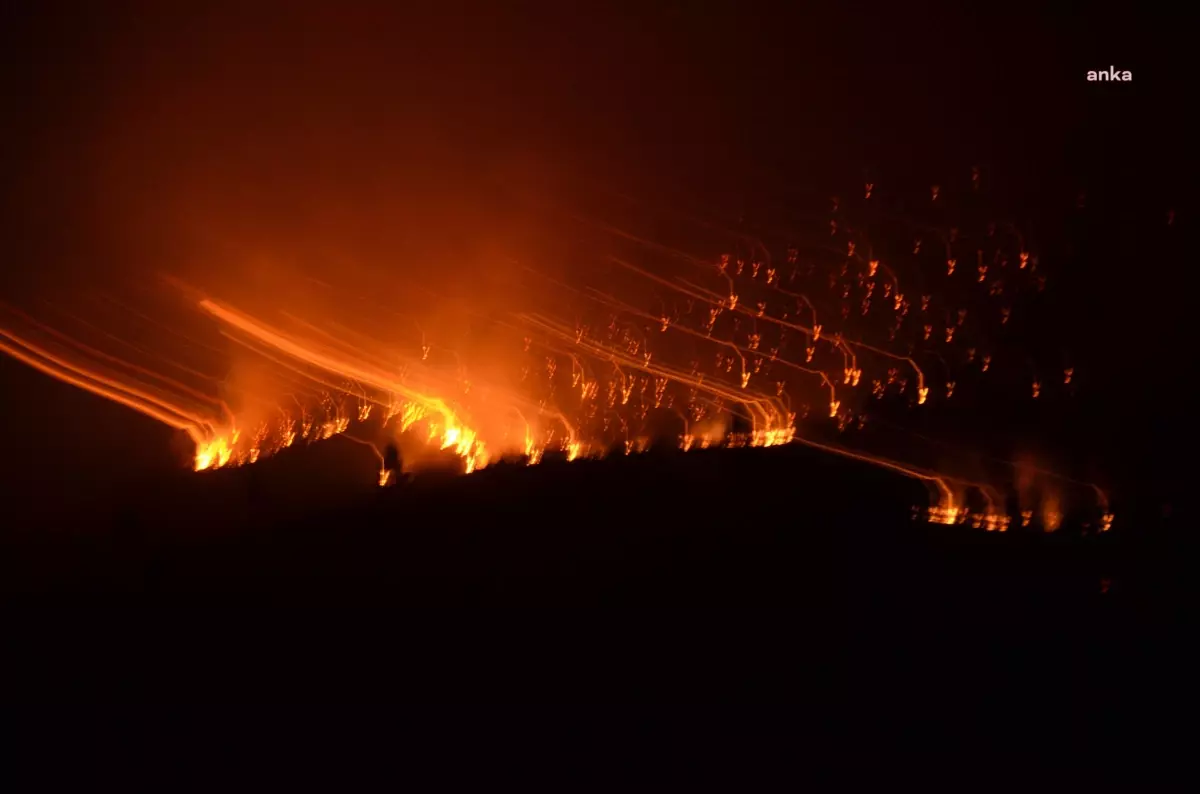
[0,3,1188,517]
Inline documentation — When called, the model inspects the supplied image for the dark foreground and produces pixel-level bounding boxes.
[4,442,1180,606]
[2,445,1194,774]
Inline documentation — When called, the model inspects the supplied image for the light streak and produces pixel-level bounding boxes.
[0,173,1100,527]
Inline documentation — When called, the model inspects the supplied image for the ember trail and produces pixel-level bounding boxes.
[0,174,1111,531]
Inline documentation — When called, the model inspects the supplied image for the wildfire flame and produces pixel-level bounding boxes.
[0,173,1109,530]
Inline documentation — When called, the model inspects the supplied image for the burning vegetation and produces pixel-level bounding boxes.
[0,170,1114,531]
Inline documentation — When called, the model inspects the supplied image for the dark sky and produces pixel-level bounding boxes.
[1,4,1185,281]
[3,4,1182,212]
[2,6,1183,210]
[0,2,1189,509]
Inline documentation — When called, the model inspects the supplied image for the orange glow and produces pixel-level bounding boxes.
[0,170,1106,532]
